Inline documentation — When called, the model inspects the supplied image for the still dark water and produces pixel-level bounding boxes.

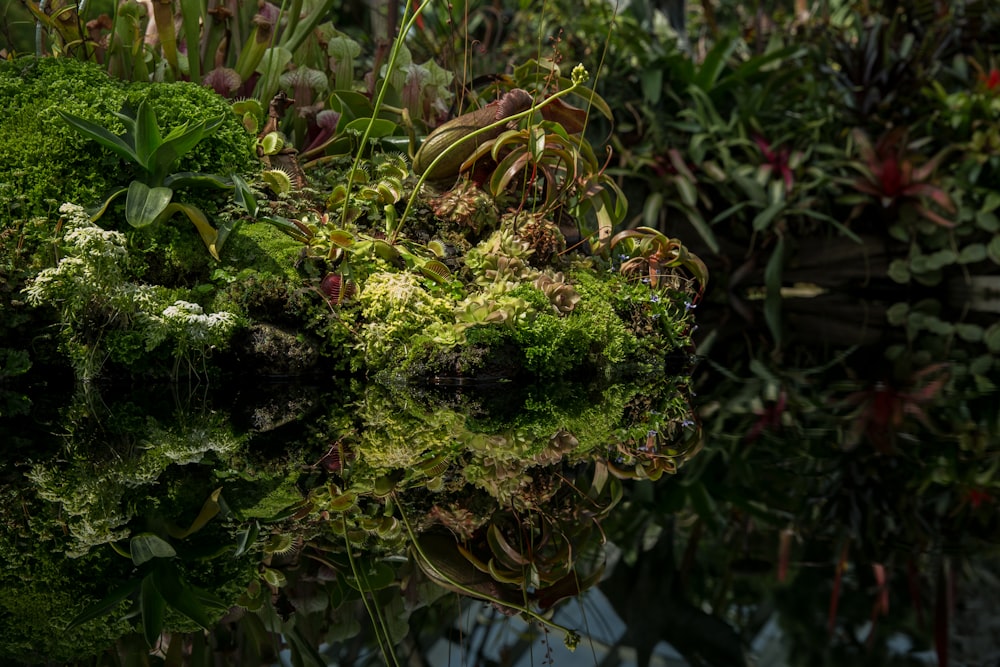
[1,286,998,667]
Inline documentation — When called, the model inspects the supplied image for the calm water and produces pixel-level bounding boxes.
[1,285,997,667]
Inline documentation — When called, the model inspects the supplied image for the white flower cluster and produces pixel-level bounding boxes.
[155,300,238,349]
[24,204,129,307]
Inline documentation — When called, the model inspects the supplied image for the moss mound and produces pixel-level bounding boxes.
[0,57,258,224]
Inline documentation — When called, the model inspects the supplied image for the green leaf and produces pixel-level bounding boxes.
[167,487,223,539]
[125,181,174,228]
[163,171,232,189]
[233,521,260,559]
[989,235,1000,265]
[675,203,719,254]
[152,562,220,629]
[888,259,911,283]
[230,174,259,217]
[694,36,737,91]
[260,131,283,155]
[958,243,987,264]
[343,560,396,592]
[284,625,328,667]
[926,248,957,269]
[977,211,999,232]
[984,323,1000,353]
[764,237,785,346]
[255,46,294,105]
[89,187,129,223]
[164,202,220,260]
[343,117,399,139]
[131,533,177,566]
[65,578,141,631]
[752,201,784,231]
[640,69,663,105]
[642,192,664,228]
[148,116,224,183]
[675,175,698,208]
[56,109,141,165]
[732,171,767,206]
[490,149,530,196]
[886,302,909,326]
[133,101,163,170]
[140,575,165,648]
[327,90,375,131]
[955,323,983,342]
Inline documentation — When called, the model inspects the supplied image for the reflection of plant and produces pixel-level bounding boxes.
[837,362,949,454]
[66,522,230,649]
[58,100,258,260]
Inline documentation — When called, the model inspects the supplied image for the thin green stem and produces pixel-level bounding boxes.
[341,0,433,227]
[394,494,580,643]
[340,516,401,667]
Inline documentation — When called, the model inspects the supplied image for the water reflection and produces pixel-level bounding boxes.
[3,284,998,665]
[0,373,701,665]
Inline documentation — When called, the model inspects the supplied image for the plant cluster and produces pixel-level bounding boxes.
[24,203,242,379]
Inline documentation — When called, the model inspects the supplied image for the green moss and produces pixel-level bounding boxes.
[0,57,258,226]
[507,274,638,377]
[0,58,129,222]
[358,271,455,369]
[222,221,306,282]
[124,82,257,177]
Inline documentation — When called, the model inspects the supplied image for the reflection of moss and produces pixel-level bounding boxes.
[0,384,314,661]
[0,550,132,663]
[0,486,133,663]
[354,383,468,471]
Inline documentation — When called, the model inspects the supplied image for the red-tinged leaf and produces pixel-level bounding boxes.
[899,159,914,188]
[487,524,529,568]
[535,558,605,610]
[490,150,530,196]
[852,128,876,165]
[873,562,889,615]
[455,543,492,574]
[852,180,884,197]
[828,541,850,637]
[667,148,697,182]
[913,376,949,405]
[909,557,925,629]
[912,146,955,182]
[906,183,957,213]
[777,528,794,583]
[538,96,587,134]
[915,203,956,228]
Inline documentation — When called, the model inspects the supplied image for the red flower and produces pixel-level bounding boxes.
[754,135,795,192]
[745,389,788,444]
[840,363,948,453]
[849,127,956,228]
[967,489,993,509]
[982,68,1000,92]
